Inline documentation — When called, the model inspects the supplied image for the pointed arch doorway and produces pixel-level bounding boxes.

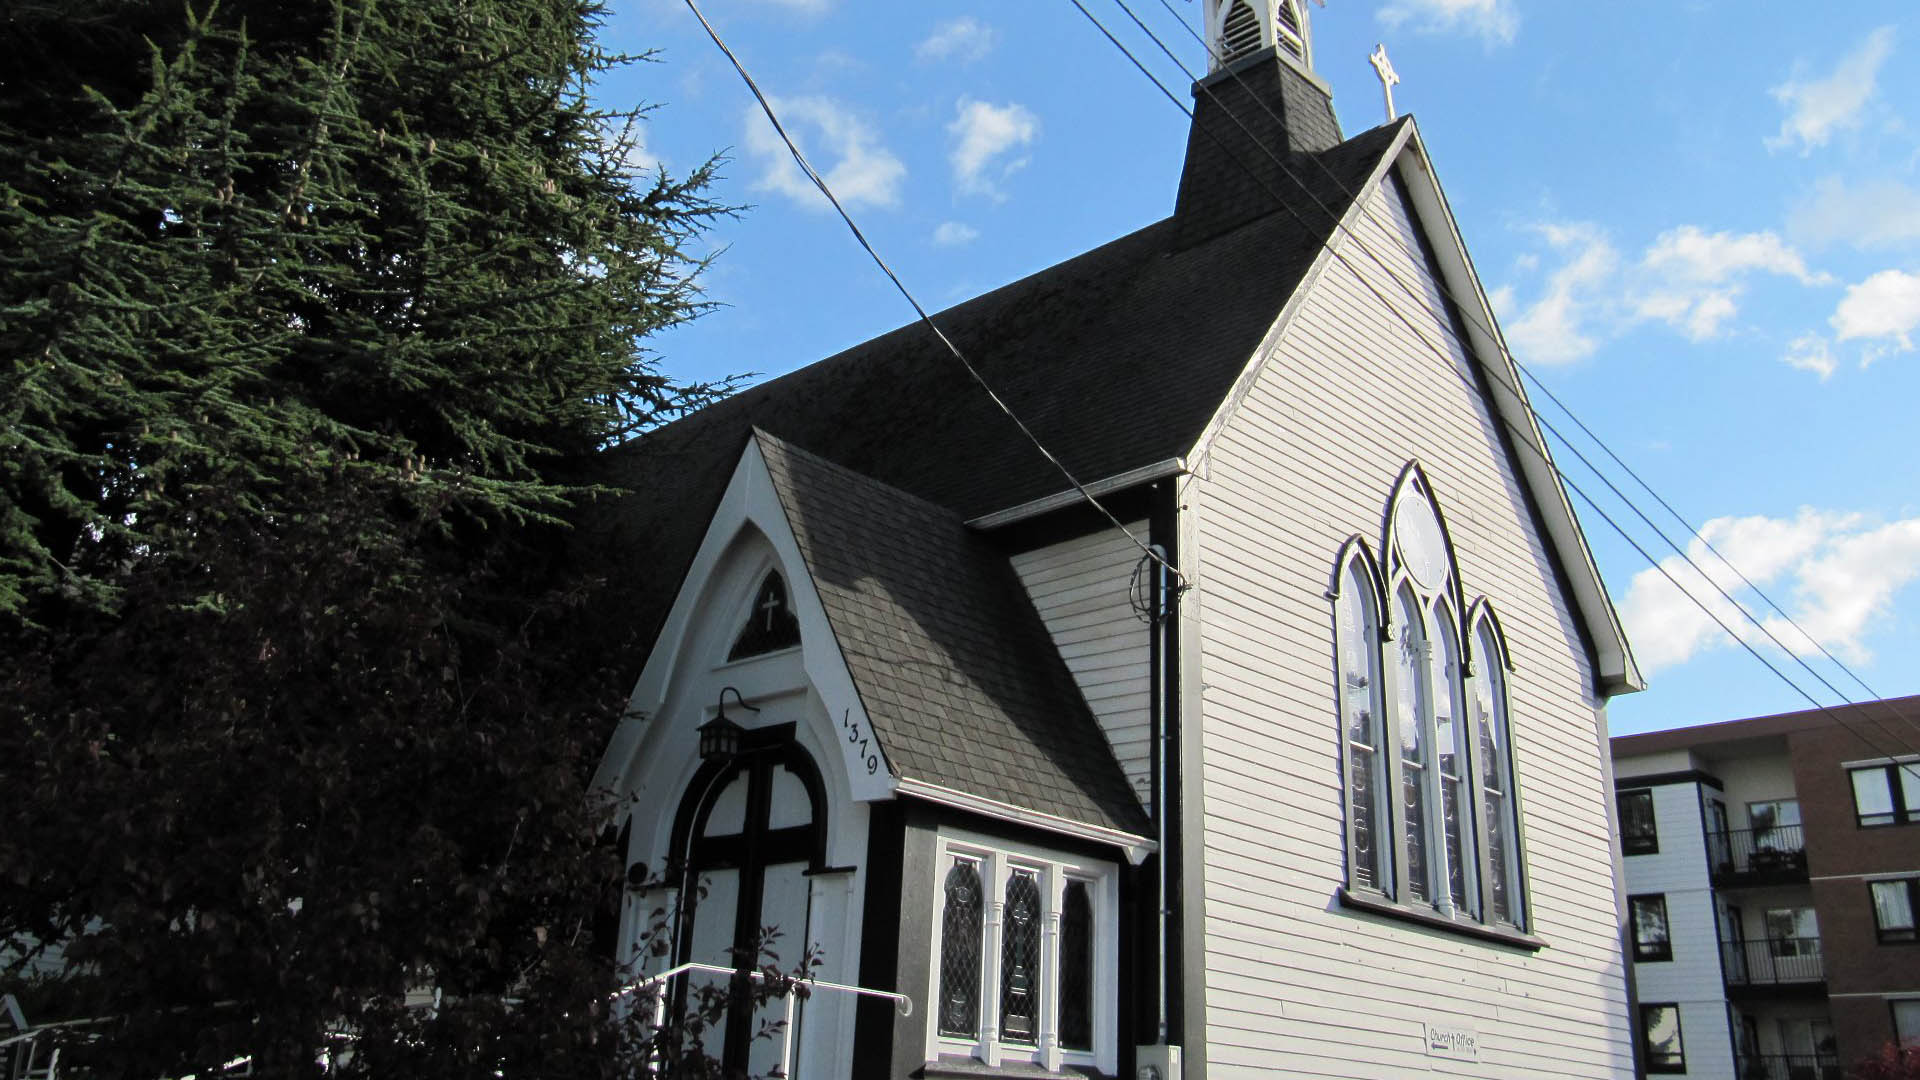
[672,725,827,1077]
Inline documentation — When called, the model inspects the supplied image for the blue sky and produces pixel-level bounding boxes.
[600,1,1920,738]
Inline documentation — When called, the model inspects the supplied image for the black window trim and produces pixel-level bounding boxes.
[1849,762,1920,829]
[1639,1002,1687,1074]
[1629,893,1674,963]
[1619,789,1659,856]
[1869,877,1920,945]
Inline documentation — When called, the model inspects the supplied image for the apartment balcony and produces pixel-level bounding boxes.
[1722,938,1827,998]
[1734,1053,1843,1080]
[1709,825,1808,886]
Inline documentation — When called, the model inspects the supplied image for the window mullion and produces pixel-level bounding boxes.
[1414,613,1448,917]
[980,854,1004,1064]
[1041,865,1063,1072]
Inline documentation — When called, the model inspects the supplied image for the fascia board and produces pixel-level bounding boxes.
[1392,126,1645,695]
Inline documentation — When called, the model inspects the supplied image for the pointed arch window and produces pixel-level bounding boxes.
[1333,549,1390,893]
[1331,466,1529,933]
[728,571,801,661]
[1219,1,1263,62]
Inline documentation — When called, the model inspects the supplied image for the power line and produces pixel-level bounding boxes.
[1073,0,1920,770]
[1130,0,1910,731]
[678,0,1186,593]
[1118,0,1903,724]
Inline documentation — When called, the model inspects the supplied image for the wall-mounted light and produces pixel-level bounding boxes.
[698,686,758,762]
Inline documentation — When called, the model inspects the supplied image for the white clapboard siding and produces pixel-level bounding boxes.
[1010,524,1153,806]
[1184,166,1633,1078]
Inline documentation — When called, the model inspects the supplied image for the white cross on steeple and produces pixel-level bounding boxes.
[1370,43,1401,122]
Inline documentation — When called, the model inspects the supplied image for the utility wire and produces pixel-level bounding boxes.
[680,0,1186,593]
[1074,0,1920,770]
[1133,0,1906,727]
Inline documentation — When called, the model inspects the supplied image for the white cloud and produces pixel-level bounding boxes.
[1631,226,1830,341]
[743,96,905,212]
[1831,269,1920,351]
[932,221,979,247]
[916,17,996,64]
[1619,509,1920,675]
[1791,176,1920,252]
[948,99,1039,200]
[1782,333,1836,380]
[1377,0,1518,46]
[1499,222,1833,360]
[1500,222,1617,365]
[1766,26,1896,155]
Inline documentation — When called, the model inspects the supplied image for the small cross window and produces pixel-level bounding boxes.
[728,571,802,660]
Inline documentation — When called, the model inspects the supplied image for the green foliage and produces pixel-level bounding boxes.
[0,0,740,1074]
[0,0,731,620]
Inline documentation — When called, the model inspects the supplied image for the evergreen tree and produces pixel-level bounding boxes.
[0,1,734,1073]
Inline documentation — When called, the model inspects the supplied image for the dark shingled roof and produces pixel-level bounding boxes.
[756,431,1147,834]
[581,60,1411,834]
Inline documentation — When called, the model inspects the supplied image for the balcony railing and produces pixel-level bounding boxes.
[1709,825,1808,883]
[1722,937,1825,987]
[1735,1052,1843,1080]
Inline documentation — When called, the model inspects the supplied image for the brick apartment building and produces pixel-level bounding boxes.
[1612,697,1920,1079]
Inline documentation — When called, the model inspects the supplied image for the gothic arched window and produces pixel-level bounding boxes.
[1332,465,1528,931]
[728,570,801,660]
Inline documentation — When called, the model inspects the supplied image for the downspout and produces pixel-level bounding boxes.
[1153,542,1172,1046]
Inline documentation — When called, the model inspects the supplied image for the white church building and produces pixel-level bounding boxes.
[587,2,1645,1076]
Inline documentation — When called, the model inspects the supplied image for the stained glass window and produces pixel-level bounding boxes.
[727,572,801,661]
[999,870,1042,1045]
[1058,881,1093,1051]
[938,859,983,1038]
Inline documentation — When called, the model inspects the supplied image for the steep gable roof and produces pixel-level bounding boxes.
[582,119,1409,659]
[755,431,1148,838]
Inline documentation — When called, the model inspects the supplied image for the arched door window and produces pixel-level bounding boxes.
[670,730,825,1075]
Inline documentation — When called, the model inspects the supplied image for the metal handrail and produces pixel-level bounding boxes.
[1708,825,1808,879]
[1722,937,1825,985]
[614,961,912,1078]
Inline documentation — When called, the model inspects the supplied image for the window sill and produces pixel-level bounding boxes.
[1338,888,1547,951]
[922,1056,1111,1080]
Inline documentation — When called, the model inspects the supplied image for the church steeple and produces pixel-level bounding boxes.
[1174,0,1343,244]
[1203,0,1314,72]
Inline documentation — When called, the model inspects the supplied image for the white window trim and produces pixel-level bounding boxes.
[922,829,1119,1075]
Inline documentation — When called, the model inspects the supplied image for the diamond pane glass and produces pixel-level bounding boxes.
[1059,881,1093,1052]
[999,870,1042,1045]
[938,859,983,1038]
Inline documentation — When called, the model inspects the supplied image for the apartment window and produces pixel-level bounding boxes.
[1850,762,1920,827]
[1630,894,1673,962]
[928,832,1116,1074]
[1640,1003,1686,1073]
[1619,789,1658,855]
[1765,906,1820,959]
[1329,466,1528,932]
[1870,878,1918,944]
[1748,798,1801,848]
[1894,999,1920,1047]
